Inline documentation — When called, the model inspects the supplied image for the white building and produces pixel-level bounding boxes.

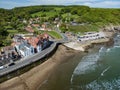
[37,45,42,52]
[78,32,106,42]
[15,41,43,57]
[15,42,34,57]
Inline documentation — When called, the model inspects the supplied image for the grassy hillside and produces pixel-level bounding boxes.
[68,25,99,33]
[30,6,120,25]
[0,5,120,46]
[30,6,120,33]
[39,30,62,39]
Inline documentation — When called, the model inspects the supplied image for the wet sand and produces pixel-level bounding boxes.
[64,31,115,51]
[0,31,115,90]
[0,45,82,90]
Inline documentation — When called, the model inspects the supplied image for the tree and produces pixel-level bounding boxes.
[41,13,46,17]
[60,23,68,33]
[0,26,9,46]
[0,26,8,36]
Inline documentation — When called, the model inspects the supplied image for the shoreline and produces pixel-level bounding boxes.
[64,31,115,51]
[0,42,57,78]
[0,27,118,90]
[0,45,82,90]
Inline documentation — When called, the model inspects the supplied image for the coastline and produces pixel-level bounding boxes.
[0,42,57,78]
[0,45,82,90]
[64,31,115,51]
[0,27,118,90]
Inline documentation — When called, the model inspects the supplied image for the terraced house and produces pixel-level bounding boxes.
[13,33,49,57]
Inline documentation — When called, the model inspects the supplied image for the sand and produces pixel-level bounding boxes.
[0,45,79,90]
[0,31,115,90]
[64,31,114,51]
[64,38,111,51]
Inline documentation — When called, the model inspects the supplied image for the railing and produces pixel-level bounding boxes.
[0,42,57,77]
[0,27,70,77]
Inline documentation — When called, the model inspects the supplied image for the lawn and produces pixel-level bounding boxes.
[62,13,79,19]
[7,30,28,34]
[54,7,63,11]
[69,25,99,34]
[7,30,18,33]
[39,30,62,39]
[32,7,62,18]
[32,11,58,18]
[47,31,62,39]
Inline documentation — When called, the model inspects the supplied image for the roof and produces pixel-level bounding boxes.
[42,24,47,28]
[32,24,40,27]
[2,46,14,51]
[28,37,39,48]
[25,26,34,33]
[43,33,49,39]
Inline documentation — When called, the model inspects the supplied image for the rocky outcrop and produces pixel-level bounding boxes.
[102,25,120,32]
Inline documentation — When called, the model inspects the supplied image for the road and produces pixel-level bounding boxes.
[0,40,69,77]
[0,27,69,77]
[0,42,57,76]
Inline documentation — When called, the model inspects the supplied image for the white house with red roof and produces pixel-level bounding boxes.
[13,33,49,57]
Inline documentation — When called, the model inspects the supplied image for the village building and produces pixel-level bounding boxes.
[31,24,40,27]
[38,24,51,31]
[0,32,50,68]
[0,45,19,68]
[25,25,34,33]
[13,33,49,57]
[77,32,106,42]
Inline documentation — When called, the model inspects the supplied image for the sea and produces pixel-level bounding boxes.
[39,33,120,90]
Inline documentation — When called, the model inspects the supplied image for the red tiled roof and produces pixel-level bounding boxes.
[44,33,49,37]
[28,37,39,48]
[32,24,40,27]
[25,26,34,33]
[42,24,46,28]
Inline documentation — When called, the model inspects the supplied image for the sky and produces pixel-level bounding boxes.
[0,0,120,9]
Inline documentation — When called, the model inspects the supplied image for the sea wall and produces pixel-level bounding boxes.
[0,42,57,77]
[64,30,115,52]
[0,45,79,90]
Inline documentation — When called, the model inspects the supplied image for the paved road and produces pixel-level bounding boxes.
[0,27,69,77]
[55,26,68,41]
[0,42,57,76]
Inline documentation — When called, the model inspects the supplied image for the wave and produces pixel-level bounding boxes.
[70,34,120,89]
[101,66,111,76]
[114,46,120,48]
[70,53,102,84]
[99,47,107,57]
[86,77,120,90]
[72,53,100,76]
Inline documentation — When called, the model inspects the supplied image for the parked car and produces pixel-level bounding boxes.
[0,66,4,70]
[8,62,15,66]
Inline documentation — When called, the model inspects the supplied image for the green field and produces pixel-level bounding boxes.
[32,7,63,18]
[1,5,120,47]
[54,7,63,11]
[32,11,58,18]
[39,30,62,39]
[7,30,28,34]
[62,13,79,19]
[7,30,18,33]
[68,25,99,34]
[47,31,62,39]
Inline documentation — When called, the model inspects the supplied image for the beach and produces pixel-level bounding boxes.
[0,45,81,90]
[64,31,114,51]
[0,30,116,90]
